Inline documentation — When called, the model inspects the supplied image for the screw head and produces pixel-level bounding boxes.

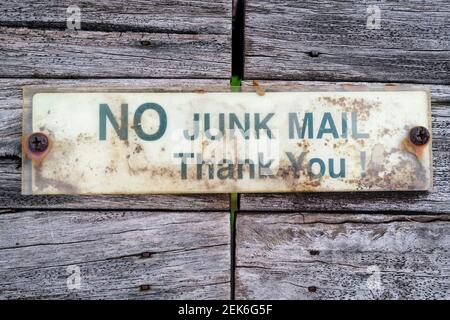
[409,126,430,146]
[27,132,49,153]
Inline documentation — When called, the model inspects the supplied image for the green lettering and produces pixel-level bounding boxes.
[329,158,346,178]
[230,113,250,139]
[99,103,128,140]
[133,103,167,141]
[352,112,369,139]
[255,113,274,139]
[317,112,338,139]
[289,113,313,139]
[308,158,326,179]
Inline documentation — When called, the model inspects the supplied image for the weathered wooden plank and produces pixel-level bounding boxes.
[0,79,230,210]
[240,81,450,213]
[236,213,450,299]
[245,0,450,83]
[0,0,231,35]
[0,27,230,78]
[242,81,450,104]
[0,210,230,299]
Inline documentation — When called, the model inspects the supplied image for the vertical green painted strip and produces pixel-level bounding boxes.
[230,75,241,88]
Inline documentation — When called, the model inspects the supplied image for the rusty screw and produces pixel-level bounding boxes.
[409,126,430,146]
[27,132,49,153]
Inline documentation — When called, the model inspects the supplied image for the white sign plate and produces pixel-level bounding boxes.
[22,87,432,194]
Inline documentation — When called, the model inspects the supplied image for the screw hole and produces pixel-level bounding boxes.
[307,51,320,58]
[308,286,317,293]
[140,40,151,46]
[139,284,151,291]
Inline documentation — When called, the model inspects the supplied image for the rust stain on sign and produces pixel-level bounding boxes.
[22,87,432,194]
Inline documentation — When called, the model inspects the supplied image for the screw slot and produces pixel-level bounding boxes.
[409,126,430,146]
[27,132,49,153]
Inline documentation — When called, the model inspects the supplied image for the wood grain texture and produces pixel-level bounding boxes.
[0,79,230,210]
[241,81,450,213]
[0,0,231,35]
[244,0,450,83]
[0,210,230,299]
[236,213,450,299]
[0,27,230,78]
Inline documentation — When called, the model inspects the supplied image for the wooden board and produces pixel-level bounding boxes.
[244,0,450,83]
[0,1,233,300]
[0,210,230,299]
[0,0,231,35]
[0,79,230,210]
[0,0,231,78]
[0,27,230,79]
[1,0,448,300]
[240,81,450,213]
[236,213,450,299]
